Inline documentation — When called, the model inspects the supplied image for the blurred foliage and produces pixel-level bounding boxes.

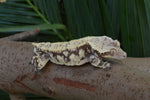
[0,90,55,100]
[0,90,9,100]
[0,0,150,99]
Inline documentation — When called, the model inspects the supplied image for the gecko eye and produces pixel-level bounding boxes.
[110,48,117,56]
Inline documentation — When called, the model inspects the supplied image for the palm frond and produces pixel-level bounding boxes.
[119,0,150,57]
[0,0,67,41]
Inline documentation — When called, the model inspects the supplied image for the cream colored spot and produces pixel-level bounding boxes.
[69,54,80,63]
[57,55,65,63]
[69,54,76,60]
[34,47,37,52]
[71,48,76,51]
[63,51,69,56]
[79,49,85,58]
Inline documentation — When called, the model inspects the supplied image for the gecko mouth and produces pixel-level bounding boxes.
[101,52,117,60]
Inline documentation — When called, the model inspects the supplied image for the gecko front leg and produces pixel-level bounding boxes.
[89,55,111,70]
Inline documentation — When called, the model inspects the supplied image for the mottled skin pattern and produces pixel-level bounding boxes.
[31,36,127,71]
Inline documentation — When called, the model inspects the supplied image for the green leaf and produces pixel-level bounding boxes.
[0,24,66,33]
[87,0,103,35]
[135,0,150,56]
[98,0,114,38]
[0,0,68,41]
[64,0,102,38]
[26,0,65,41]
[106,0,120,39]
[119,0,150,57]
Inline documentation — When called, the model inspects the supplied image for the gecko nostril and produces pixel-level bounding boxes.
[123,55,126,58]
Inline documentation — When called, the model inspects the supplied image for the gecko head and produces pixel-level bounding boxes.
[88,36,127,60]
[101,40,127,60]
[102,48,127,60]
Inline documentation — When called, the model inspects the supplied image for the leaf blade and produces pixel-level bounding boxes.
[0,24,66,33]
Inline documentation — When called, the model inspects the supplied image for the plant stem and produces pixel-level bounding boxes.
[26,0,65,41]
[26,0,49,24]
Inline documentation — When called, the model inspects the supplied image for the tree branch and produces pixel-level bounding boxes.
[1,28,40,41]
[0,33,150,100]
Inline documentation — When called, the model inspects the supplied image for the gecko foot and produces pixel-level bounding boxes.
[102,61,111,71]
[95,61,111,71]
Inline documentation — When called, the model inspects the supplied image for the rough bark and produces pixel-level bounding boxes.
[0,31,150,100]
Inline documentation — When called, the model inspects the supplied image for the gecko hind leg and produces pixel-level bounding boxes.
[32,52,50,72]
